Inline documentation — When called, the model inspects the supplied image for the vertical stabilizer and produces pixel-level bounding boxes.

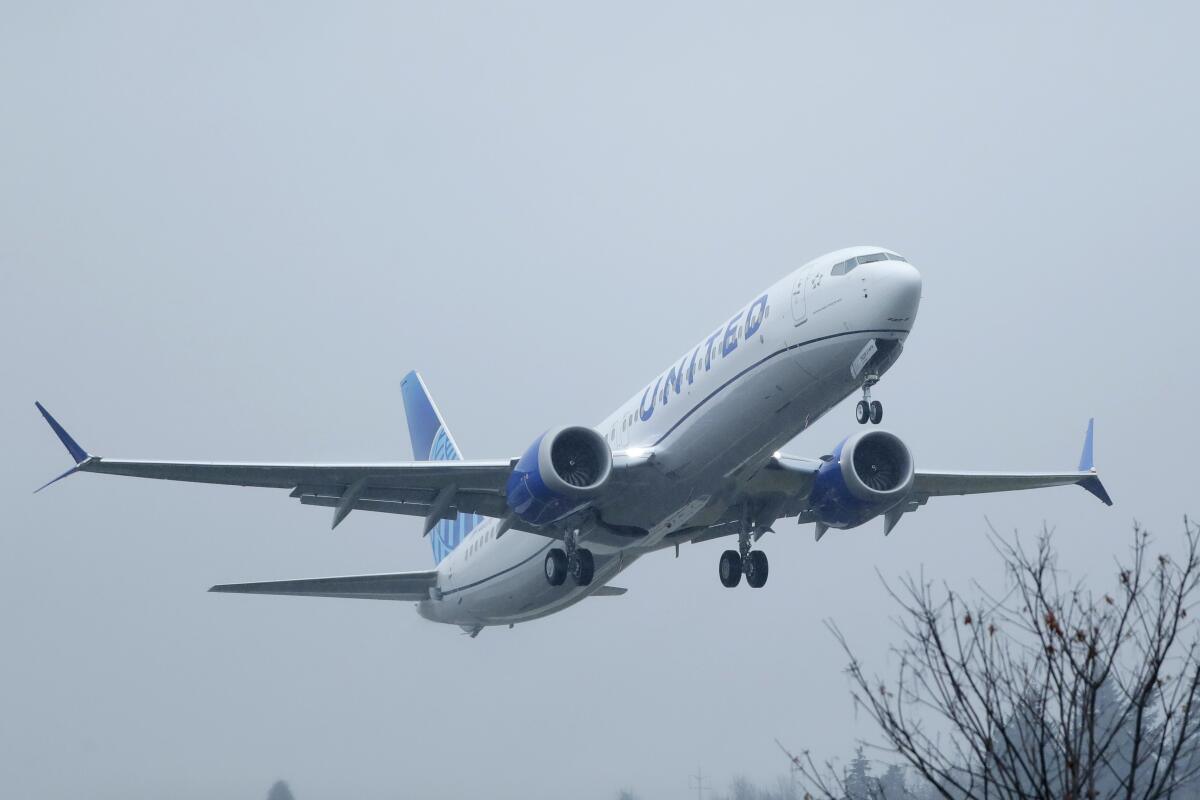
[401,370,464,462]
[400,371,481,563]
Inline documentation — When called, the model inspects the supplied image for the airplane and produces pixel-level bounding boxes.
[35,246,1111,636]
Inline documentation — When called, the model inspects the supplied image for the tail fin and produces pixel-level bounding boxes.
[401,370,464,462]
[400,371,481,564]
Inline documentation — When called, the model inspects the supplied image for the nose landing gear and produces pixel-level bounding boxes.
[856,375,883,425]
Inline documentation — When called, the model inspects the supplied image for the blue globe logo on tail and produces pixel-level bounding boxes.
[427,426,482,564]
[401,371,483,565]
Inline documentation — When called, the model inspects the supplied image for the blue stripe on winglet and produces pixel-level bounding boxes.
[35,402,89,464]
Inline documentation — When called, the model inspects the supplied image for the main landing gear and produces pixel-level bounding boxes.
[545,531,594,587]
[855,374,883,425]
[718,527,769,589]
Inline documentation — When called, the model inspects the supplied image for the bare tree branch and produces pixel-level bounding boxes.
[797,521,1200,800]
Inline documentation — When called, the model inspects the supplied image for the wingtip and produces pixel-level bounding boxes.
[33,464,81,494]
[1079,475,1114,507]
[35,401,90,464]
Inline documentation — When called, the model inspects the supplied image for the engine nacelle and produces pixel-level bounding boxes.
[505,426,613,526]
[809,429,915,530]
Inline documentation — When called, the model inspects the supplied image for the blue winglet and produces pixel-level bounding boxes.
[1078,417,1096,472]
[34,464,83,494]
[1075,418,1113,506]
[35,402,89,465]
[1079,475,1113,506]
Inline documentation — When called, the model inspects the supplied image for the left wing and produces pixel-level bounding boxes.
[728,419,1111,538]
[912,469,1111,504]
[34,403,515,530]
[911,418,1112,507]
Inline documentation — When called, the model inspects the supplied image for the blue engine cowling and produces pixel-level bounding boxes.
[505,426,613,527]
[809,429,915,530]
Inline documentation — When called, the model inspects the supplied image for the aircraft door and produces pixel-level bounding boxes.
[790,272,807,325]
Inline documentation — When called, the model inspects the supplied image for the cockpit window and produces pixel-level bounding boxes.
[833,251,908,275]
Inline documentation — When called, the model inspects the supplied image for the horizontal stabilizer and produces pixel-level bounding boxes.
[209,570,438,601]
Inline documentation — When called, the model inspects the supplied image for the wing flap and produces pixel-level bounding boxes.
[209,570,439,601]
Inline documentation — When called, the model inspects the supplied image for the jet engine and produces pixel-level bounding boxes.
[505,426,613,526]
[808,429,914,530]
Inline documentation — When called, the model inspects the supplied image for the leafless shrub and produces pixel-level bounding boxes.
[797,520,1200,800]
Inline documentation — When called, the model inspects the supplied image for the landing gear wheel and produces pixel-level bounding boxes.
[869,400,883,425]
[569,548,595,586]
[744,550,769,588]
[855,400,871,424]
[545,549,568,586]
[719,550,742,588]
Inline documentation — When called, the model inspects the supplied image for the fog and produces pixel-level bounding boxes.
[2,3,1197,799]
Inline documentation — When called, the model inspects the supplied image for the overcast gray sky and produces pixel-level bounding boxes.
[3,3,1198,799]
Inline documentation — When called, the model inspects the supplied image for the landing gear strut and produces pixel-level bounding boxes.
[718,522,769,589]
[545,529,594,587]
[856,374,883,425]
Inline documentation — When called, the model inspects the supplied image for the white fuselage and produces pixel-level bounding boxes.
[417,247,922,629]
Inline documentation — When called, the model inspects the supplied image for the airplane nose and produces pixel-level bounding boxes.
[875,261,922,326]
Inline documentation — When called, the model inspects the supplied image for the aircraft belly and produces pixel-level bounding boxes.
[468,552,627,625]
[420,539,630,627]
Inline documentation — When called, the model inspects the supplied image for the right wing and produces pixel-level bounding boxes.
[210,570,438,601]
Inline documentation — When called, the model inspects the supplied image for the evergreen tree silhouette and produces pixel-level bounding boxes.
[266,780,295,800]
